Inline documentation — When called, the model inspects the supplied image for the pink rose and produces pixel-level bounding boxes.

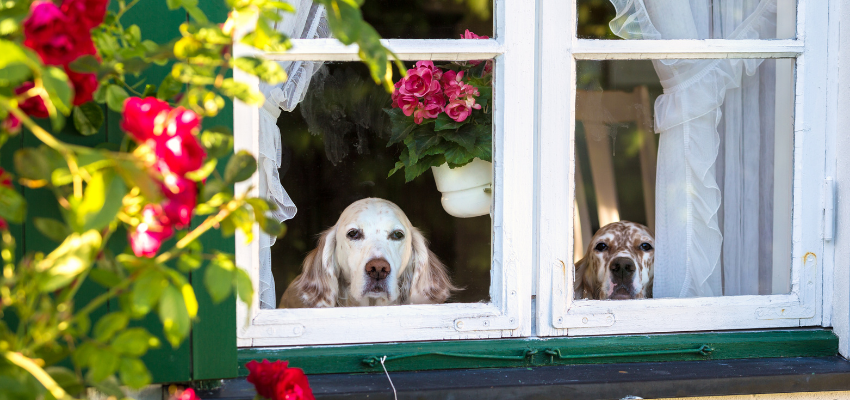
[414,60,442,81]
[121,97,171,143]
[445,99,472,122]
[398,66,440,98]
[396,95,420,117]
[23,1,95,65]
[60,0,109,31]
[161,173,197,228]
[460,29,489,39]
[441,71,464,100]
[66,68,98,106]
[129,205,173,257]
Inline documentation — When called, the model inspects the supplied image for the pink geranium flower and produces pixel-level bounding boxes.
[396,94,420,117]
[460,29,489,39]
[129,205,174,257]
[441,70,465,100]
[445,99,473,122]
[398,65,440,98]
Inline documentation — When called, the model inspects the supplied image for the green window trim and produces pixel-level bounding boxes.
[236,329,838,376]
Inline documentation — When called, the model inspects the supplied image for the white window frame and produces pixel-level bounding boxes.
[232,0,535,347]
[536,0,833,336]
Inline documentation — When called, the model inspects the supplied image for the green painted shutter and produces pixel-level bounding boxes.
[189,0,238,382]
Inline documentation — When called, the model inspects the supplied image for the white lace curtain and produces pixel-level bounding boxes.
[607,0,779,297]
[258,0,331,309]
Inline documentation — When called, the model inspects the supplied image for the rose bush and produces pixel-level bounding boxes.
[384,31,493,182]
[0,0,393,398]
[246,359,314,400]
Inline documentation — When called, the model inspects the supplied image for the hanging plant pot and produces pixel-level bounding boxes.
[431,158,493,218]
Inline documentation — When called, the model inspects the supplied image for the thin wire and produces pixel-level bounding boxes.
[380,356,397,400]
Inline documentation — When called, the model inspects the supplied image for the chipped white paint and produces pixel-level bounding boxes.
[536,0,830,337]
[233,0,533,347]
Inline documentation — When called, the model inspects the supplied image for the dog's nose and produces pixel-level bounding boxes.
[610,257,636,280]
[366,258,391,280]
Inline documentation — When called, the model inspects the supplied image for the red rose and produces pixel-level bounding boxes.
[246,359,286,400]
[129,204,173,257]
[66,68,98,106]
[153,108,205,175]
[273,367,314,400]
[60,0,109,31]
[121,97,171,143]
[23,1,95,65]
[15,82,49,119]
[161,173,197,228]
[177,388,199,400]
[0,168,11,230]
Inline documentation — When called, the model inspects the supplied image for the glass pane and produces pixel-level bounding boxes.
[573,58,795,300]
[267,60,495,308]
[577,0,796,40]
[362,0,493,39]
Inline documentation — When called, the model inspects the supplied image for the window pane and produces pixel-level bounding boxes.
[265,60,494,309]
[362,0,493,39]
[573,58,794,300]
[577,0,796,40]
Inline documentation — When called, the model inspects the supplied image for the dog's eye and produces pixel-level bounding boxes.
[389,230,405,241]
[347,229,362,240]
[594,242,608,252]
[640,243,653,251]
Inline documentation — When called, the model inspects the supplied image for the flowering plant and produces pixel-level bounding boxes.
[385,30,493,182]
[0,0,392,398]
[246,359,315,400]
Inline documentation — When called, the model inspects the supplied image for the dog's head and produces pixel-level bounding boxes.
[285,198,456,307]
[575,221,654,300]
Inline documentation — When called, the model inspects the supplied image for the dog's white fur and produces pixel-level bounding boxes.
[279,198,458,308]
[574,221,654,300]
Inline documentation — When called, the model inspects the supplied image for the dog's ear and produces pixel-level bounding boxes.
[573,246,598,300]
[405,227,459,304]
[282,227,338,308]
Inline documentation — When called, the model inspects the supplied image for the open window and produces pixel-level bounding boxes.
[537,0,829,336]
[233,0,534,347]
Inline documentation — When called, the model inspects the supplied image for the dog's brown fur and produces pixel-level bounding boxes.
[575,221,654,300]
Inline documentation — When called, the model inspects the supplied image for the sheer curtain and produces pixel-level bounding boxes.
[258,0,331,309]
[607,0,778,297]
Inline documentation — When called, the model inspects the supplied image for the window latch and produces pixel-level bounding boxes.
[823,177,835,241]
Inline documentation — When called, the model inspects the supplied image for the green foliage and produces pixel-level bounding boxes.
[0,0,390,396]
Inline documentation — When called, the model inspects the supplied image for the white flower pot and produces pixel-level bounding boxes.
[431,158,493,218]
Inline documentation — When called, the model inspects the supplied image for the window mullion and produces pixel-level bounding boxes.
[234,38,505,62]
[572,39,803,60]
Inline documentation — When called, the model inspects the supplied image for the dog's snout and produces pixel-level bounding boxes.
[610,257,636,279]
[365,258,391,280]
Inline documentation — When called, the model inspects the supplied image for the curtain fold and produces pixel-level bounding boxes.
[606,0,778,297]
[257,0,331,309]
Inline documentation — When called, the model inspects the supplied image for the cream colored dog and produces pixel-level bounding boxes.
[574,221,654,300]
[279,198,458,308]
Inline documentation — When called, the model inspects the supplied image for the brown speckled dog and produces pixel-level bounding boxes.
[574,221,654,300]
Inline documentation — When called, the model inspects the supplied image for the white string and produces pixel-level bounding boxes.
[379,356,397,400]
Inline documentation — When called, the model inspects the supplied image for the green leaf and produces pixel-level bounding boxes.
[185,4,209,23]
[234,57,288,85]
[201,178,231,203]
[443,145,474,167]
[0,63,31,88]
[68,55,100,74]
[185,158,217,182]
[88,346,120,382]
[166,0,182,9]
[204,253,235,304]
[72,342,97,369]
[13,147,51,181]
[156,75,183,101]
[72,103,104,136]
[0,39,32,70]
[434,113,468,131]
[89,268,121,288]
[33,218,71,243]
[471,130,493,162]
[36,230,102,292]
[177,253,203,274]
[200,127,234,159]
[105,84,129,112]
[87,376,123,398]
[142,84,157,97]
[405,128,442,164]
[42,66,72,116]
[112,328,159,357]
[93,312,129,343]
[235,267,253,305]
[0,185,26,224]
[440,124,477,152]
[224,150,257,184]
[220,78,264,106]
[404,154,445,183]
[77,169,128,232]
[130,269,167,316]
[384,108,417,146]
[46,367,84,397]
[181,283,199,319]
[118,358,151,389]
[158,285,191,348]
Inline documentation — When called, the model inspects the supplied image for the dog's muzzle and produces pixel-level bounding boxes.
[609,256,637,300]
[363,258,391,295]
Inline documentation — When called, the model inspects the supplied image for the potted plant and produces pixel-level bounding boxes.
[384,31,493,218]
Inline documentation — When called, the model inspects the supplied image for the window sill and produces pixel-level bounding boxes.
[200,356,850,400]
